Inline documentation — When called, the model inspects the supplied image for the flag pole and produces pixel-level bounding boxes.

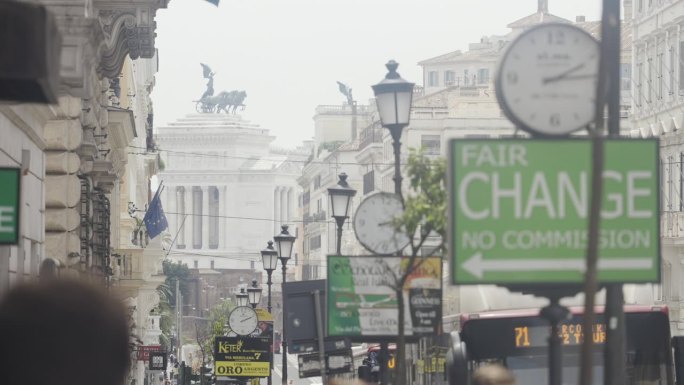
[165,214,188,258]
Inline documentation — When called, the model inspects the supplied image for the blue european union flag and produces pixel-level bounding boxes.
[144,188,168,239]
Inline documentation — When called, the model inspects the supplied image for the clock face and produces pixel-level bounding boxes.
[496,23,600,136]
[353,192,410,255]
[228,306,258,336]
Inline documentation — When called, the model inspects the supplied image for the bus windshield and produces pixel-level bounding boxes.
[459,307,673,385]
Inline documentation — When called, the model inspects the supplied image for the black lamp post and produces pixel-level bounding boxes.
[261,241,279,385]
[235,287,249,307]
[247,279,262,309]
[274,225,296,385]
[261,241,279,314]
[328,172,357,254]
[372,60,415,197]
[372,60,414,385]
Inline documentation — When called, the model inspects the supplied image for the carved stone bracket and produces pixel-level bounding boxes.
[96,2,166,78]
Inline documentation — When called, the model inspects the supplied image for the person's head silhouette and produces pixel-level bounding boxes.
[472,364,516,385]
[0,278,131,385]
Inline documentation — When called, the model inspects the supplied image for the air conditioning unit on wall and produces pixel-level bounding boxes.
[0,1,61,104]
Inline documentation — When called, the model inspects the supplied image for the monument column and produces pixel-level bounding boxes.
[219,185,226,249]
[274,187,281,234]
[280,187,288,224]
[184,185,193,249]
[202,186,210,249]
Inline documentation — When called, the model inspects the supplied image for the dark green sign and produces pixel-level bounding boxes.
[0,168,20,244]
[449,139,660,285]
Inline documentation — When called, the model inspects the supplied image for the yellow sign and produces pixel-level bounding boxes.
[387,357,395,369]
[256,308,273,322]
[215,361,270,377]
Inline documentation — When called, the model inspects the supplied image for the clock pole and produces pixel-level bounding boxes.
[600,2,626,385]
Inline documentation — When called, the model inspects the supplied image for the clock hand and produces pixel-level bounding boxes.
[542,63,586,84]
[240,316,255,322]
[545,73,597,82]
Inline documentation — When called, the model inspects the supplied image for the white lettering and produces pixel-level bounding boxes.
[601,171,623,219]
[492,173,522,219]
[558,172,586,218]
[459,172,489,220]
[462,144,528,167]
[524,172,556,218]
[0,206,15,232]
[627,171,653,218]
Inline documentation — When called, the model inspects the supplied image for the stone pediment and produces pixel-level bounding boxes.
[277,160,303,175]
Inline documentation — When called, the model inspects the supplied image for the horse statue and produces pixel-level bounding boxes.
[216,90,247,114]
[193,63,248,114]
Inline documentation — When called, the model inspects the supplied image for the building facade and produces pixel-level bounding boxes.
[632,0,684,336]
[1,3,168,385]
[156,113,308,333]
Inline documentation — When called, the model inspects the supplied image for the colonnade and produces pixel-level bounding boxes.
[163,185,296,251]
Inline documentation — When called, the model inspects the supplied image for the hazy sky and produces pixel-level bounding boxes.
[152,0,603,148]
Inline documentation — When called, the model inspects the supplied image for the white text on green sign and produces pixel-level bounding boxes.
[449,139,659,284]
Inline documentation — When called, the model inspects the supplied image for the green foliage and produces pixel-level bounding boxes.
[162,259,191,306]
[391,148,447,385]
[317,140,344,155]
[157,260,191,355]
[194,299,234,364]
[398,148,448,256]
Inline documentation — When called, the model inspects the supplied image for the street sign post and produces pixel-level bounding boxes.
[449,139,660,285]
[0,168,20,245]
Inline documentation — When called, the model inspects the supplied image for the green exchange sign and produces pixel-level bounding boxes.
[0,168,20,245]
[448,139,660,285]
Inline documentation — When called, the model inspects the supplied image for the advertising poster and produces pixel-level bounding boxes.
[214,336,271,377]
[327,255,442,339]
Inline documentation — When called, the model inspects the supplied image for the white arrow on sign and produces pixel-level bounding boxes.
[462,252,654,279]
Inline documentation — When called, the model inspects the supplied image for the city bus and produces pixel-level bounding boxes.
[446,305,684,385]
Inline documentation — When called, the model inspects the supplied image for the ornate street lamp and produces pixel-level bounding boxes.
[372,60,415,196]
[274,224,296,385]
[247,279,262,308]
[235,287,249,307]
[260,240,279,385]
[261,241,279,314]
[372,60,414,385]
[328,172,357,254]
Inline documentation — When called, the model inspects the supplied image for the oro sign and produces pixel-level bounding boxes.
[448,139,660,285]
